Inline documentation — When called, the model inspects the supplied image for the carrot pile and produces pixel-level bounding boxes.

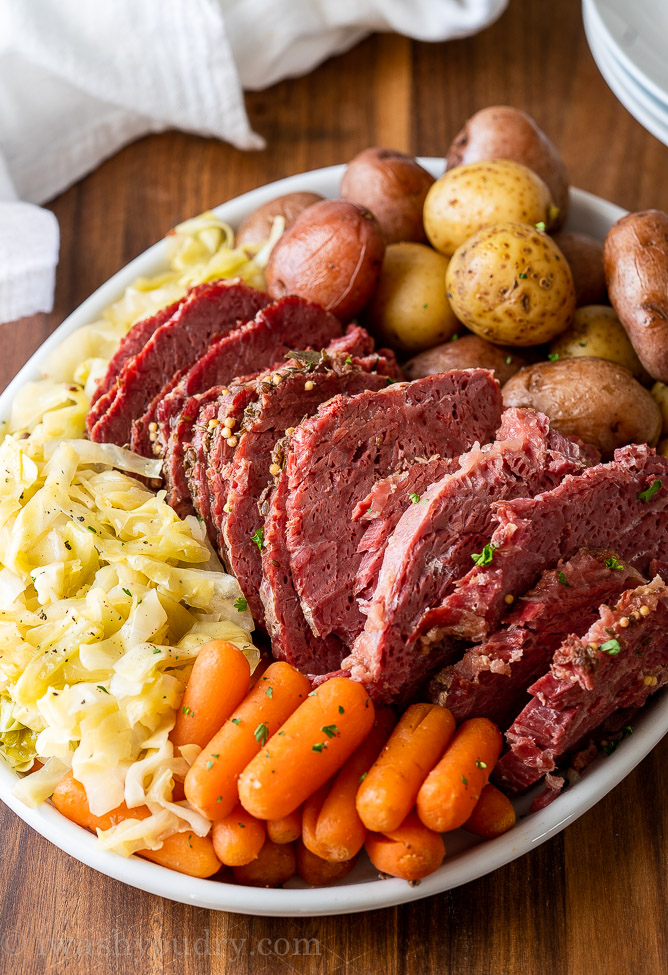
[51,640,517,885]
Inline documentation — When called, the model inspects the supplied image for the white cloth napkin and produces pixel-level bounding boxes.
[0,0,507,325]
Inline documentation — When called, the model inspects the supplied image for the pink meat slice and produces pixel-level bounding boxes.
[284,369,504,650]
[431,445,668,643]
[89,280,270,445]
[344,409,598,703]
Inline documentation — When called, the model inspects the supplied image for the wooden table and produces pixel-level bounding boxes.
[1,3,666,973]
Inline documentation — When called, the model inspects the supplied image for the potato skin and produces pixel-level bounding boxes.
[341,148,434,244]
[550,305,650,384]
[365,242,458,354]
[235,192,323,249]
[445,222,576,346]
[551,231,607,306]
[265,199,385,321]
[446,105,569,228]
[424,159,555,257]
[404,334,526,385]
[502,357,661,456]
[603,209,668,382]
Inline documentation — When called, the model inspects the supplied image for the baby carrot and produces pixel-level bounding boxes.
[211,804,266,866]
[365,811,445,882]
[238,677,375,821]
[232,838,297,887]
[416,717,503,833]
[315,707,396,861]
[53,772,221,878]
[296,840,358,886]
[356,703,455,833]
[247,654,272,688]
[301,785,331,859]
[266,806,303,845]
[184,661,311,821]
[462,783,517,838]
[170,641,251,749]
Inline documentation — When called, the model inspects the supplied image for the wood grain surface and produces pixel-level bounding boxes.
[1,3,667,973]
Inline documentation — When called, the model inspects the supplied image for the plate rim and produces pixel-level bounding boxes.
[1,161,666,917]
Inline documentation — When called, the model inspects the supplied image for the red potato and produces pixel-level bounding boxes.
[265,200,385,321]
[446,105,569,228]
[235,192,323,249]
[341,147,434,244]
[551,231,607,306]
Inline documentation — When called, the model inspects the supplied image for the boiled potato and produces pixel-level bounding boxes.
[365,242,458,353]
[551,231,607,306]
[446,105,569,228]
[604,209,668,382]
[235,192,323,249]
[404,333,526,384]
[341,148,434,244]
[423,160,556,257]
[550,305,650,384]
[651,382,668,437]
[265,199,385,321]
[502,357,661,457]
[445,223,576,346]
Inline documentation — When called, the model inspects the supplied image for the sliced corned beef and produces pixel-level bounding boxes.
[343,409,598,703]
[163,385,228,519]
[88,280,270,446]
[86,299,182,425]
[222,355,393,625]
[432,445,668,643]
[283,369,504,651]
[429,548,643,726]
[493,576,668,793]
[138,297,345,457]
[260,451,348,674]
[352,457,458,603]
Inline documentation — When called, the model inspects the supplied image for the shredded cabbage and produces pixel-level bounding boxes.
[0,436,260,854]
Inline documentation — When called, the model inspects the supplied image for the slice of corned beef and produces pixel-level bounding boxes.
[222,355,393,625]
[163,385,227,519]
[429,548,643,726]
[343,409,597,703]
[260,447,348,674]
[86,299,182,424]
[89,281,270,446]
[139,297,345,457]
[432,445,668,643]
[352,457,459,603]
[493,576,668,793]
[284,369,504,650]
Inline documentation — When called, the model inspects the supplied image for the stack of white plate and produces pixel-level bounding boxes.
[583,0,668,147]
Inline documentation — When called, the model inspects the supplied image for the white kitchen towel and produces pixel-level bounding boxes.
[0,0,507,325]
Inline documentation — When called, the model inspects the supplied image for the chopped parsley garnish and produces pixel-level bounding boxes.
[409,493,421,504]
[265,686,273,698]
[638,479,662,503]
[536,221,546,232]
[97,685,110,694]
[461,775,468,786]
[230,717,241,725]
[385,377,396,385]
[557,571,570,587]
[338,705,345,715]
[547,352,559,361]
[450,333,459,342]
[475,759,487,769]
[321,725,338,739]
[206,760,214,770]
[345,355,353,364]
[233,596,248,612]
[152,647,161,654]
[605,556,624,571]
[600,639,622,656]
[359,772,368,783]
[312,743,326,753]
[471,543,495,567]
[308,691,317,697]
[250,527,264,550]
[518,272,527,279]
[504,356,512,364]
[254,722,269,747]
[122,587,132,597]
[182,706,194,717]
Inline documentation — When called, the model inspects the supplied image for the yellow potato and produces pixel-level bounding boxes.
[423,159,555,257]
[502,358,661,457]
[550,305,650,384]
[365,242,459,354]
[651,381,668,438]
[445,222,576,346]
